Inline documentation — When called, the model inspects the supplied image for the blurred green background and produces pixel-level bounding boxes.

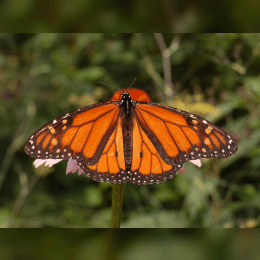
[1,0,260,32]
[0,33,259,228]
[1,229,260,260]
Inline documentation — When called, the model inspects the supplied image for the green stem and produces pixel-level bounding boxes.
[111,183,124,228]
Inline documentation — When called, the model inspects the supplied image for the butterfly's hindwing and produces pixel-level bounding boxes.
[79,115,128,183]
[129,115,183,184]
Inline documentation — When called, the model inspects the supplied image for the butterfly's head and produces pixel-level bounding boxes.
[120,91,132,103]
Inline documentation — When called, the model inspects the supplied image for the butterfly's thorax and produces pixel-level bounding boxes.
[120,92,135,169]
[120,91,136,118]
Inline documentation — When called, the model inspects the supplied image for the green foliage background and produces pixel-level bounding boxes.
[1,229,260,260]
[0,33,259,228]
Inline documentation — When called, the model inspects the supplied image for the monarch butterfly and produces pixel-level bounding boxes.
[25,87,238,185]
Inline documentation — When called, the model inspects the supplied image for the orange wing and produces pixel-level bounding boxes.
[133,102,238,167]
[25,88,238,185]
[25,102,127,182]
[129,116,183,184]
[80,115,127,183]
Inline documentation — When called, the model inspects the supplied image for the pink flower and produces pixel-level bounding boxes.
[65,157,84,175]
[33,157,83,175]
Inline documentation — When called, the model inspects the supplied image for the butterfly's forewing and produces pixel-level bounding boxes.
[133,102,238,167]
[25,102,122,169]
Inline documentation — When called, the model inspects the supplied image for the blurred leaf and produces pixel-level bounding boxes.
[122,211,189,228]
[73,66,106,81]
[0,208,11,227]
[245,76,260,103]
[206,97,246,123]
[84,186,103,207]
[87,208,111,227]
[223,128,260,167]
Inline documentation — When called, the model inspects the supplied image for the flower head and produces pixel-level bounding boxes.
[33,157,83,175]
[33,158,202,177]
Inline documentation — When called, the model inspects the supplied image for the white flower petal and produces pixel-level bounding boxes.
[190,159,202,168]
[33,159,46,168]
[44,159,63,167]
[33,159,62,168]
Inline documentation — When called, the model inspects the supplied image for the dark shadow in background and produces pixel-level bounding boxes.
[0,0,260,32]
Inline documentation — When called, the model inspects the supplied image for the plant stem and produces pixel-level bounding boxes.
[111,183,124,228]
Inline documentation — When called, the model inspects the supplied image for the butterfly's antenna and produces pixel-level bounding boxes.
[96,81,121,90]
[128,78,136,90]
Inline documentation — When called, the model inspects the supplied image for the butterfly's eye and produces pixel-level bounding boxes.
[120,92,128,102]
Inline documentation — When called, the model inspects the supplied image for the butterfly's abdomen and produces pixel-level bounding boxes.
[120,108,133,170]
[119,92,135,170]
[123,133,132,169]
